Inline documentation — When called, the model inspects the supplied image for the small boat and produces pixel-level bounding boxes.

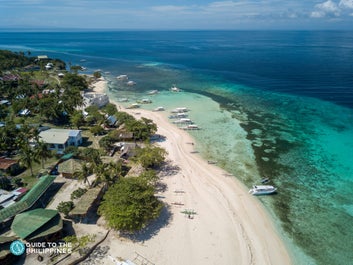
[171,107,189,113]
[126,103,140,109]
[117,98,128,102]
[170,84,181,92]
[127,80,136,86]
[181,124,200,130]
[138,98,152,104]
[117,74,128,80]
[147,90,159,95]
[173,118,193,124]
[249,185,277,195]
[153,106,165,111]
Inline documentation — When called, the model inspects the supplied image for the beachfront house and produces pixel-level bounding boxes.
[83,92,109,108]
[39,128,82,154]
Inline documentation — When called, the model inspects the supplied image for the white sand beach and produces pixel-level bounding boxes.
[76,80,294,265]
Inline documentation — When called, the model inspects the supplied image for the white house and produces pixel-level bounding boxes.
[83,93,109,108]
[39,129,82,154]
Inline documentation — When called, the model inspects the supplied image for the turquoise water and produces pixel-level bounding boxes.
[106,64,353,265]
[2,30,353,265]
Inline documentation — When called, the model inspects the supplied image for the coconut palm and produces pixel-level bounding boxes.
[73,163,92,187]
[18,142,38,176]
[35,140,52,169]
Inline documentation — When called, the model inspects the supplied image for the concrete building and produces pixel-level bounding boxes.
[39,129,82,154]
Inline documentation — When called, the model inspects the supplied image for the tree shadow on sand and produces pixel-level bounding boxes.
[120,204,173,243]
[158,160,181,178]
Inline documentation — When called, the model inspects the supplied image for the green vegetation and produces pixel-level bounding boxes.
[1,49,169,235]
[0,50,34,70]
[57,201,74,217]
[63,234,96,252]
[133,144,167,169]
[98,177,163,232]
[0,176,11,190]
[70,188,88,200]
[125,117,157,141]
[61,72,88,91]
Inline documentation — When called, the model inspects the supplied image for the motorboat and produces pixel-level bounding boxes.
[170,84,181,92]
[249,185,277,195]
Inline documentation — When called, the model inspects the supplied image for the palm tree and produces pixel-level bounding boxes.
[73,163,92,187]
[18,143,38,176]
[35,140,52,169]
[93,161,123,189]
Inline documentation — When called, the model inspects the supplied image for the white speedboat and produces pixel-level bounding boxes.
[249,185,277,195]
[170,84,181,92]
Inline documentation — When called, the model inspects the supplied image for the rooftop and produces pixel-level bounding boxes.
[11,208,62,240]
[0,175,55,223]
[69,186,103,216]
[0,158,18,170]
[39,128,81,145]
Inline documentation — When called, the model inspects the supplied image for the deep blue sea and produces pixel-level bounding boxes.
[1,31,353,265]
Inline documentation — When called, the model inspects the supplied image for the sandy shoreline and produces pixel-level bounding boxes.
[77,79,294,265]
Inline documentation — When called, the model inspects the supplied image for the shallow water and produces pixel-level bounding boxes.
[107,67,353,265]
[2,30,353,265]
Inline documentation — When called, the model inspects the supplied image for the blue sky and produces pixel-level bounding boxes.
[1,0,353,30]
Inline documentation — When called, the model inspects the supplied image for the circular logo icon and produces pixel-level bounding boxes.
[10,240,26,256]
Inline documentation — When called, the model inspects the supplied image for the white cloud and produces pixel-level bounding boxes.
[311,10,326,18]
[311,0,353,18]
[208,1,240,9]
[339,0,353,9]
[311,0,341,17]
[318,0,340,14]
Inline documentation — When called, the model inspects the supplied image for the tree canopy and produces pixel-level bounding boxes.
[61,73,88,91]
[98,177,162,232]
[133,144,167,169]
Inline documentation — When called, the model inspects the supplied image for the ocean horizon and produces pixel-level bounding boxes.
[1,30,353,265]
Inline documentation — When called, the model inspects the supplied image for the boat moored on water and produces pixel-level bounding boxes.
[117,74,128,80]
[127,80,136,86]
[170,84,181,92]
[153,106,165,111]
[147,90,159,95]
[181,124,201,130]
[171,107,189,113]
[173,118,193,124]
[249,185,277,195]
